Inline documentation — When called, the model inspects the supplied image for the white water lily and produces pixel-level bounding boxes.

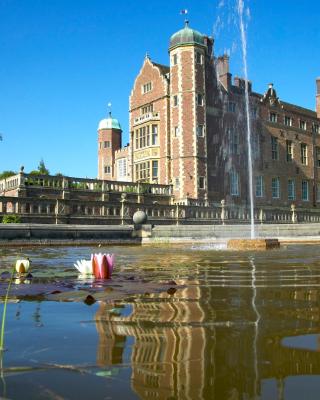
[74,259,93,275]
[15,259,30,274]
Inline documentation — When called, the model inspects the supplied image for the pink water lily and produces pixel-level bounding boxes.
[92,253,115,279]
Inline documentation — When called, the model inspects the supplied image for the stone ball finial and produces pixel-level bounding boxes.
[133,210,148,225]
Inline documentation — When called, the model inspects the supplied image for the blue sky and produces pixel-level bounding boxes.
[0,0,319,178]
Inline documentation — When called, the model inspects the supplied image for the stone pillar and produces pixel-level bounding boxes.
[291,204,297,223]
[175,203,180,226]
[120,193,127,225]
[259,209,264,224]
[221,199,226,225]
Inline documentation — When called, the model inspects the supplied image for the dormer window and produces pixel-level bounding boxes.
[142,82,152,94]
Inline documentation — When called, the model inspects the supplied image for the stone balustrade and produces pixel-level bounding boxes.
[2,195,320,225]
[0,173,173,198]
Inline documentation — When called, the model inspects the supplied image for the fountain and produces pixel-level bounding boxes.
[227,0,279,250]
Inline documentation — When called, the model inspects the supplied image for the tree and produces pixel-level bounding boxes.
[38,159,49,175]
[29,159,50,175]
[0,170,17,180]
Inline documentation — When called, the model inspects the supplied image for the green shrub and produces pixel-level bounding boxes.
[2,215,21,224]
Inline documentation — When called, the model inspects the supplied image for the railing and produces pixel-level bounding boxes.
[0,173,173,197]
[133,112,160,126]
[1,196,320,225]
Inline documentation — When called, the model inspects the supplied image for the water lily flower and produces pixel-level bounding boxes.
[15,259,30,274]
[74,259,94,275]
[92,253,115,279]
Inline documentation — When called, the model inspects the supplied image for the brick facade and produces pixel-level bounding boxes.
[98,22,320,208]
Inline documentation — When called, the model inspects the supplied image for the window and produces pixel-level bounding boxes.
[141,104,153,114]
[255,176,264,197]
[196,93,204,106]
[135,161,150,181]
[104,141,111,148]
[271,177,280,199]
[288,179,295,200]
[269,112,277,123]
[172,54,178,65]
[174,126,179,137]
[151,125,158,145]
[312,123,319,134]
[117,158,127,180]
[300,143,307,165]
[299,120,307,130]
[316,147,320,167]
[227,102,236,113]
[229,128,239,154]
[284,116,292,126]
[271,137,278,160]
[196,52,203,64]
[104,165,111,174]
[198,176,205,189]
[152,160,158,180]
[197,125,204,137]
[302,180,309,201]
[317,185,320,202]
[230,170,239,196]
[175,177,180,189]
[253,133,260,159]
[286,140,293,162]
[173,95,179,107]
[251,106,258,119]
[142,82,152,94]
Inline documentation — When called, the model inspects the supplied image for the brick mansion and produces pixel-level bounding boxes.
[98,21,320,207]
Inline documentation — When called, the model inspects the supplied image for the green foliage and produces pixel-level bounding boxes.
[38,159,49,175]
[2,215,21,224]
[29,159,50,175]
[0,170,17,180]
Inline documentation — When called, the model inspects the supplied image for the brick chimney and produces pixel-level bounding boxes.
[316,78,320,118]
[216,54,232,90]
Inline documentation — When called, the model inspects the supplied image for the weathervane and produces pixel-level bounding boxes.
[180,9,189,26]
[107,102,112,117]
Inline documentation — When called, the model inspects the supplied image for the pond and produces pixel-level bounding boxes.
[0,243,320,399]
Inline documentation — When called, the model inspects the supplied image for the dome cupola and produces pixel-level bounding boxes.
[98,112,121,131]
[169,20,205,51]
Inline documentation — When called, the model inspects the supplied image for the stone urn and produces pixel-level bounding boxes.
[133,210,148,225]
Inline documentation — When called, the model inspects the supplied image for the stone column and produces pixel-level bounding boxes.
[291,204,297,223]
[221,199,226,225]
[120,193,127,225]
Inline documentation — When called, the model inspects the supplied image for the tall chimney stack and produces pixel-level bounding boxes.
[316,78,320,118]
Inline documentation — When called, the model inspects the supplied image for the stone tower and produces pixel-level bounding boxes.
[169,21,210,202]
[97,112,122,180]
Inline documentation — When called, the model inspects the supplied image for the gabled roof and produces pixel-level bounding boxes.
[153,62,170,76]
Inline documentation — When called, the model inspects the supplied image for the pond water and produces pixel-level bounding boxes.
[1,243,320,399]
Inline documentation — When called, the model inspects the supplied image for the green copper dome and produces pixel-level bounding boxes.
[98,113,121,131]
[169,21,205,50]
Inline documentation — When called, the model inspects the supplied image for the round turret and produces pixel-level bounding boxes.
[169,20,205,51]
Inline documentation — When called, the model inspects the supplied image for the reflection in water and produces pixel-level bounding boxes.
[250,257,260,399]
[93,249,320,400]
[2,245,320,399]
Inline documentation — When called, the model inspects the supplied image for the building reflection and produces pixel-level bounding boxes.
[94,279,320,399]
